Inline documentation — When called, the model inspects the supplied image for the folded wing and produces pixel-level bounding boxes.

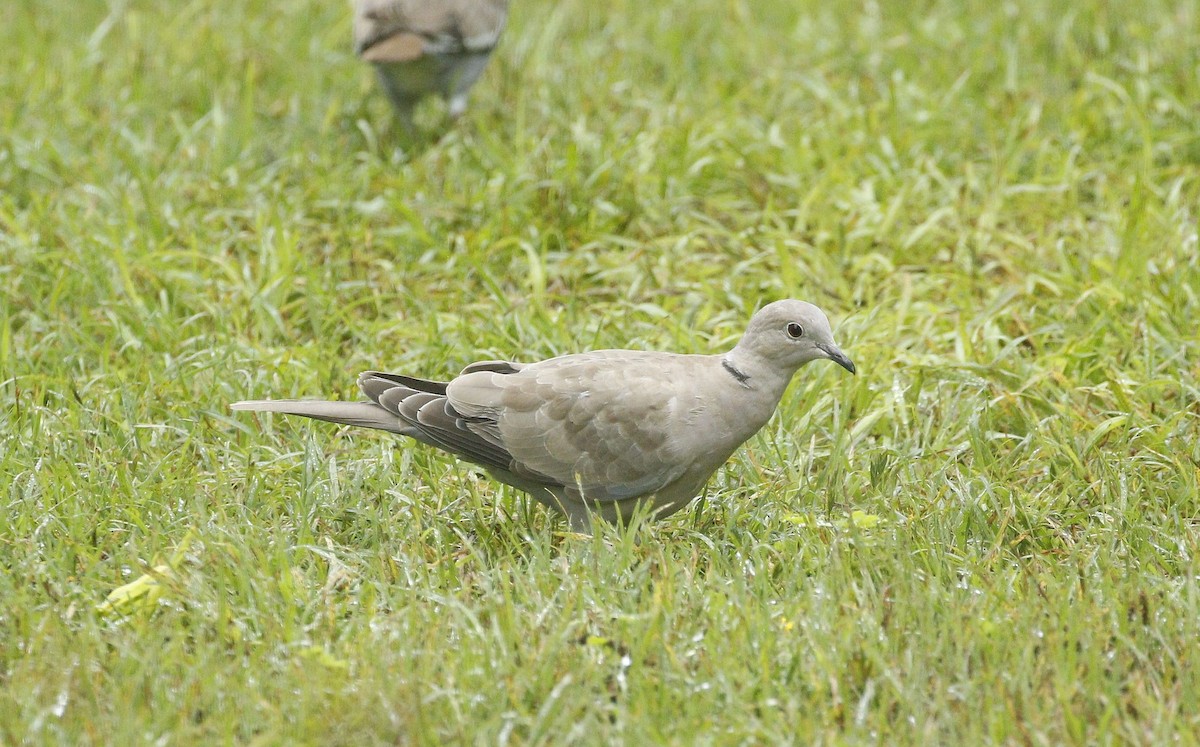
[447,352,702,503]
[353,0,508,60]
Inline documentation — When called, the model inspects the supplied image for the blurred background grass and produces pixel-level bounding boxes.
[1,0,1198,742]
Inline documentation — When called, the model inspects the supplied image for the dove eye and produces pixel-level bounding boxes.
[786,323,804,339]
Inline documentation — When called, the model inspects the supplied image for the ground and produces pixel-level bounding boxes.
[1,0,1198,743]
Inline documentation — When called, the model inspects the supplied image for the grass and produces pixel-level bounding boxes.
[2,0,1199,742]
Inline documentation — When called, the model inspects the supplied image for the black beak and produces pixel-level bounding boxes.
[819,344,856,375]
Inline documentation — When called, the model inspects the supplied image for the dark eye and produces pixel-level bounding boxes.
[786,322,804,339]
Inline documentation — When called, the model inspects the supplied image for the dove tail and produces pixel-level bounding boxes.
[230,400,410,435]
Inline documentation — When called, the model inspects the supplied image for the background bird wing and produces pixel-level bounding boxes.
[354,0,507,59]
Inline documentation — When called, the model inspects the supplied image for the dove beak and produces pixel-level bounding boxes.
[818,343,856,375]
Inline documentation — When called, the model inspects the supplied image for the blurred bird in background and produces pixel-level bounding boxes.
[353,0,509,129]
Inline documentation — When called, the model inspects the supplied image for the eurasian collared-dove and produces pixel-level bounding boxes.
[232,300,855,531]
[352,0,509,124]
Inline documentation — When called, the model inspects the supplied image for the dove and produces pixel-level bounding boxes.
[352,0,509,125]
[232,300,856,531]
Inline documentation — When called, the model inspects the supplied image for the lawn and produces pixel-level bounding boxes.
[2,0,1199,743]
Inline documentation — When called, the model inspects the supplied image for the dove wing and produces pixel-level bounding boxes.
[354,0,508,59]
[446,351,722,503]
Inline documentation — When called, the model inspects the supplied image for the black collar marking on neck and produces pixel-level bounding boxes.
[722,359,751,387]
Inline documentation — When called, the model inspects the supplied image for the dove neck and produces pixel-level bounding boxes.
[721,347,795,398]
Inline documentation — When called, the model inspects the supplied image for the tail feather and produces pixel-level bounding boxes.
[230,400,410,435]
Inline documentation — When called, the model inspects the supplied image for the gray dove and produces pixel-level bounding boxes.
[232,300,855,531]
[352,0,509,125]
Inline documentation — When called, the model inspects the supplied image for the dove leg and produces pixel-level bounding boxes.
[373,68,419,130]
[446,94,470,119]
[442,53,493,119]
[523,484,594,533]
[564,506,594,534]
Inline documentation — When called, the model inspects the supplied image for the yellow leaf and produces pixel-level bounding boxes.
[97,565,172,616]
[849,510,882,529]
[297,646,349,670]
[782,514,813,526]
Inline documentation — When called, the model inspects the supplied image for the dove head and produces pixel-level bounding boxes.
[733,300,856,375]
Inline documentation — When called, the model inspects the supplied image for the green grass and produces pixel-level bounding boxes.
[2,0,1199,742]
